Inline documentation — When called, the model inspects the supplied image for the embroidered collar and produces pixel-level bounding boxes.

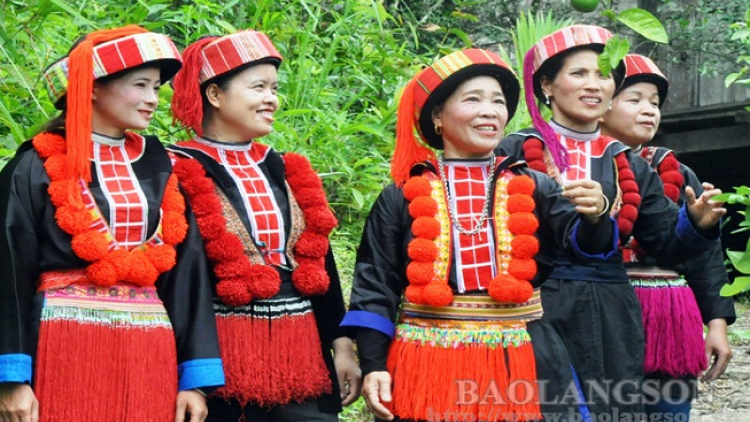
[92,132,126,146]
[550,120,601,142]
[196,136,254,151]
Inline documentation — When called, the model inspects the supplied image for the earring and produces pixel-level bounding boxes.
[434,124,442,135]
[608,101,613,111]
[544,95,550,105]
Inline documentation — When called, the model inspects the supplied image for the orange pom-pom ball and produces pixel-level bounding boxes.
[145,244,177,273]
[126,251,159,286]
[32,133,67,158]
[71,231,109,262]
[55,204,91,235]
[249,264,282,298]
[507,194,535,213]
[403,176,432,201]
[511,235,539,259]
[86,260,118,287]
[216,279,252,306]
[507,176,535,196]
[162,186,186,214]
[408,196,438,218]
[48,180,78,208]
[305,206,338,235]
[507,212,539,235]
[407,238,438,262]
[412,217,441,239]
[161,211,188,245]
[405,285,425,303]
[514,282,534,303]
[292,263,330,296]
[104,249,132,279]
[43,154,72,181]
[509,258,537,281]
[406,262,434,285]
[423,282,453,306]
[488,274,520,303]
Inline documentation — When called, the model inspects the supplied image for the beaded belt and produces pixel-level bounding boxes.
[627,266,686,288]
[401,288,543,321]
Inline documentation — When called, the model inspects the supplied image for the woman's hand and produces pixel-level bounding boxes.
[561,179,608,223]
[686,183,726,230]
[174,389,208,422]
[0,383,38,422]
[702,318,733,382]
[362,371,394,420]
[332,337,362,406]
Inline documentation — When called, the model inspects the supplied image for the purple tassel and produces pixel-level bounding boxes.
[635,284,707,377]
[523,49,569,173]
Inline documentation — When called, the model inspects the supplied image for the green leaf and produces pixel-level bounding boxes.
[731,28,750,41]
[350,188,364,210]
[736,186,750,195]
[599,36,630,77]
[447,28,472,47]
[601,10,617,20]
[720,276,750,296]
[615,8,669,43]
[598,51,612,77]
[727,250,750,273]
[725,72,743,88]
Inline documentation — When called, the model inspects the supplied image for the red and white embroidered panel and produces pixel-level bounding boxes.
[92,133,148,249]
[219,146,286,266]
[444,162,496,293]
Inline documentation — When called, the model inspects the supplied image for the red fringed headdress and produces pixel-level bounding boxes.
[171,30,283,136]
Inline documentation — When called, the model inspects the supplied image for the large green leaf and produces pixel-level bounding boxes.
[720,276,750,296]
[599,35,630,77]
[615,8,669,44]
[727,250,750,274]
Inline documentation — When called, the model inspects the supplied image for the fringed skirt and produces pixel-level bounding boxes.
[35,270,178,422]
[212,296,331,408]
[629,267,707,377]
[386,291,549,422]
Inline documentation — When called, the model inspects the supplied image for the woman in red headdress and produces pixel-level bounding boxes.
[168,30,361,422]
[342,48,620,422]
[600,54,735,421]
[498,25,727,419]
[0,26,224,422]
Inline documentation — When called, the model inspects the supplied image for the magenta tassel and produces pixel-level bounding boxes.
[635,284,707,377]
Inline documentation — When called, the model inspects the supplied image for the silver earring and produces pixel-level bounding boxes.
[434,124,442,135]
[544,95,550,105]
[608,101,612,111]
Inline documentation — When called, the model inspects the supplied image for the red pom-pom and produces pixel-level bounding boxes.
[205,233,245,262]
[292,263,330,296]
[523,139,544,151]
[216,279,252,306]
[406,262,434,285]
[509,258,537,281]
[145,244,177,273]
[529,161,548,174]
[618,169,635,181]
[663,184,680,203]
[304,206,338,234]
[412,217,441,239]
[32,133,67,158]
[511,235,539,259]
[507,176,535,196]
[409,196,438,218]
[524,147,544,161]
[514,282,534,303]
[162,184,186,214]
[48,180,78,208]
[293,188,328,209]
[161,211,188,245]
[619,203,639,223]
[126,251,159,286]
[403,177,432,201]
[190,193,223,217]
[172,158,206,181]
[615,154,630,168]
[55,204,91,235]
[294,232,330,258]
[488,274,520,303]
[507,194,535,213]
[407,238,438,262]
[660,170,684,186]
[622,192,642,208]
[71,231,109,261]
[283,153,315,180]
[249,264,282,298]
[423,282,453,306]
[86,260,118,287]
[104,249,132,279]
[619,180,639,193]
[404,285,425,303]
[617,217,634,236]
[295,256,325,267]
[43,154,72,181]
[196,213,227,241]
[507,212,539,235]
[214,258,253,279]
[287,172,322,191]
[658,156,680,172]
[179,176,214,197]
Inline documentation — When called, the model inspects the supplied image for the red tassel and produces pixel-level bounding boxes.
[391,77,435,186]
[171,36,219,136]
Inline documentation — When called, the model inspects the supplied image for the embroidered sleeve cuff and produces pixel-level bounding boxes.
[0,354,32,384]
[677,205,720,248]
[177,358,225,391]
[570,216,618,260]
[340,311,395,339]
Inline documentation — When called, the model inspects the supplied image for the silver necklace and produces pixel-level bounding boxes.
[437,153,496,236]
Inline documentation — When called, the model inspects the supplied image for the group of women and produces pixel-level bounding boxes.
[0,21,734,422]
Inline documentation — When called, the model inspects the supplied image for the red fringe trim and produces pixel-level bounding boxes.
[213,312,332,407]
[36,318,177,421]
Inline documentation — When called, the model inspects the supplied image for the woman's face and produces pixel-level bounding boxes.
[432,75,508,159]
[92,67,161,137]
[203,63,279,143]
[541,49,615,132]
[601,81,661,148]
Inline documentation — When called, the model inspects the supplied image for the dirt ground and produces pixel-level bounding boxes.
[690,302,750,422]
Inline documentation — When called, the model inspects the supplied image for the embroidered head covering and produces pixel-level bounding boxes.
[391,48,520,185]
[171,30,283,136]
[42,25,182,182]
[522,25,613,172]
[616,54,668,106]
